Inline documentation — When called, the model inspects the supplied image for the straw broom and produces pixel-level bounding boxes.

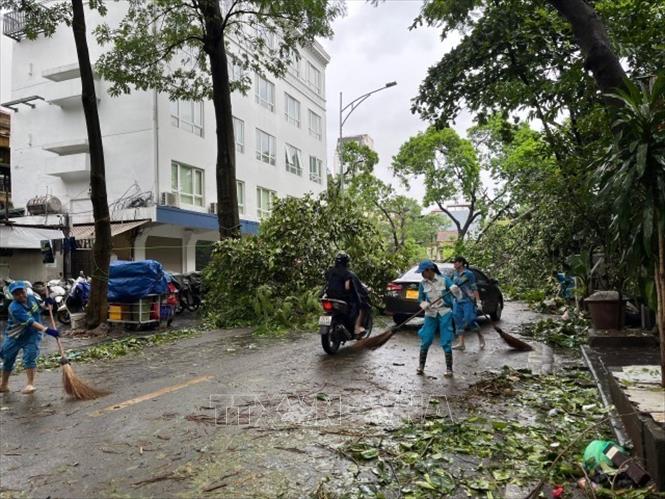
[48,309,109,400]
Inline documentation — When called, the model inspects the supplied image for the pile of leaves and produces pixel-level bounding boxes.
[203,186,410,334]
[336,368,613,497]
[519,312,590,349]
[35,328,200,370]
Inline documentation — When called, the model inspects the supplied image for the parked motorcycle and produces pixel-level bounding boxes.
[47,279,69,315]
[0,279,13,319]
[172,272,202,313]
[319,294,373,355]
[57,276,91,325]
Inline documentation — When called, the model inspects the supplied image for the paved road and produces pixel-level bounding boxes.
[0,302,553,498]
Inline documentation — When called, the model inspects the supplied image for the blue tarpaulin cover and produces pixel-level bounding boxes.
[107,260,168,302]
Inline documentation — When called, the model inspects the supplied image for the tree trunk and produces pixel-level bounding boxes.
[199,0,240,240]
[436,202,465,241]
[71,0,111,329]
[656,219,665,387]
[547,0,627,97]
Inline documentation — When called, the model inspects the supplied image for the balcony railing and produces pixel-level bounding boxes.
[3,9,45,41]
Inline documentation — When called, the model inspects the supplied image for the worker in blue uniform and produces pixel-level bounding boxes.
[0,281,60,394]
[451,256,485,351]
[416,260,458,377]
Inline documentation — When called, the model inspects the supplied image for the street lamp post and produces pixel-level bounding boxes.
[338,81,397,191]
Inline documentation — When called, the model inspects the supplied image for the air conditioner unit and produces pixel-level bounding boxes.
[160,192,179,207]
[208,202,217,214]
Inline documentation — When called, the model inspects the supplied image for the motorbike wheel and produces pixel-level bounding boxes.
[490,301,503,321]
[186,299,200,312]
[321,324,341,355]
[57,309,71,325]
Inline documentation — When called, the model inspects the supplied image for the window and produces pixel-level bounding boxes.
[257,187,277,219]
[309,156,323,184]
[233,116,245,153]
[255,74,275,111]
[289,51,301,79]
[255,129,276,165]
[307,62,321,95]
[170,100,204,136]
[285,144,303,176]
[171,161,204,207]
[229,60,245,84]
[284,93,301,127]
[237,180,245,215]
[308,110,322,140]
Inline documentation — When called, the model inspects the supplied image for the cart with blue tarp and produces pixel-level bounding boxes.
[107,260,170,329]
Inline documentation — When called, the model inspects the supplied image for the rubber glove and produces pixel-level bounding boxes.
[450,284,463,300]
[419,301,430,311]
[45,328,60,338]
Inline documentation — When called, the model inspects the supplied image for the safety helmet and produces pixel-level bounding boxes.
[335,251,350,266]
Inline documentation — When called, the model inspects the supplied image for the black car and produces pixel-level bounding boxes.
[384,262,504,324]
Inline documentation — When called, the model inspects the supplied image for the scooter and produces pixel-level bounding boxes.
[57,277,90,325]
[46,279,68,311]
[319,294,373,355]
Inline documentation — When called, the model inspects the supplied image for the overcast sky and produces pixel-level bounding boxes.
[321,0,473,206]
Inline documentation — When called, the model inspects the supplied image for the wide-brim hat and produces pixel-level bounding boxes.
[8,281,27,294]
[416,260,441,275]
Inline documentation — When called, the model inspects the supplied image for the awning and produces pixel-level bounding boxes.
[70,220,150,239]
[0,225,64,249]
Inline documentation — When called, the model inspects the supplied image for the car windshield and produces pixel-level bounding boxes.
[397,263,454,282]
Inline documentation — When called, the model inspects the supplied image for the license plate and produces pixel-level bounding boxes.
[406,289,419,300]
[319,315,332,326]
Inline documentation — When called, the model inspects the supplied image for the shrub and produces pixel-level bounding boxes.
[203,189,410,333]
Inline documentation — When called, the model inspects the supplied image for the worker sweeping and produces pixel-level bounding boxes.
[0,281,60,394]
[415,260,457,377]
[451,256,485,351]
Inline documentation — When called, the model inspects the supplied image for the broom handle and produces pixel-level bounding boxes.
[390,293,448,331]
[47,307,67,358]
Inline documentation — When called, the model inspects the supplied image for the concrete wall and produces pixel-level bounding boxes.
[9,4,155,213]
[133,223,217,274]
[0,13,13,106]
[0,249,62,282]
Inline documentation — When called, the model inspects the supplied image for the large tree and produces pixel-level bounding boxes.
[94,0,343,239]
[341,141,444,256]
[392,126,509,241]
[412,0,665,384]
[2,0,112,328]
[412,0,663,151]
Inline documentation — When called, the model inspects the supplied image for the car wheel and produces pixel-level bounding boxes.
[393,314,409,326]
[490,301,503,321]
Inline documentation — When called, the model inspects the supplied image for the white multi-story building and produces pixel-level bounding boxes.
[0,4,329,279]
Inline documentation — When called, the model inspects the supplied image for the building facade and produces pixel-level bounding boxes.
[1,3,329,277]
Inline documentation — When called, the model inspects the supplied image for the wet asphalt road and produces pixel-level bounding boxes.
[0,302,553,498]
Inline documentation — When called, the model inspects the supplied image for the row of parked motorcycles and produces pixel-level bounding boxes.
[1,271,203,324]
[169,272,203,314]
